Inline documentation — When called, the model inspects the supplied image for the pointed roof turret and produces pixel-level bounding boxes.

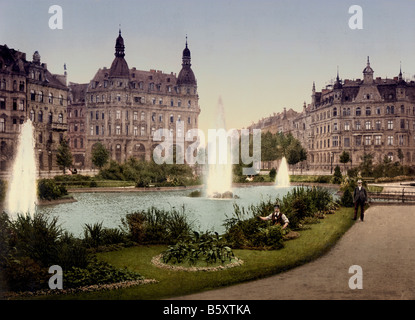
[177,36,197,86]
[109,29,129,78]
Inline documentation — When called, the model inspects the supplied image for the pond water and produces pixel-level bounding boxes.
[37,185,332,237]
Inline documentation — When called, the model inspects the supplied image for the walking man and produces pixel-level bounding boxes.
[353,179,367,221]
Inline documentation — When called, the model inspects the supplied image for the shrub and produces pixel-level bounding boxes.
[64,258,143,289]
[4,256,49,292]
[341,188,354,207]
[83,222,128,249]
[11,213,62,267]
[162,231,235,265]
[38,179,68,200]
[223,202,285,249]
[121,206,193,245]
[269,168,276,180]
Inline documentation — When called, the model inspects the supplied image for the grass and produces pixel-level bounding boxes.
[44,206,355,300]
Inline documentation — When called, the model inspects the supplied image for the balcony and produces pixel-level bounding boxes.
[49,122,67,131]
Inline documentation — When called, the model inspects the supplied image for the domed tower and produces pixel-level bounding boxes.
[177,37,197,94]
[109,29,129,79]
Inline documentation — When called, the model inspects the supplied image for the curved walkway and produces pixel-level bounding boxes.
[174,205,415,300]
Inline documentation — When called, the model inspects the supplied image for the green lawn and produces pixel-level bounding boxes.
[50,207,355,300]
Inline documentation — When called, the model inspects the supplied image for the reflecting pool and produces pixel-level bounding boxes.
[38,185,327,237]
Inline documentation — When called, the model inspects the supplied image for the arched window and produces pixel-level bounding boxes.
[356,107,361,116]
[48,93,53,104]
[333,107,337,117]
[30,109,35,121]
[38,110,43,123]
[58,113,63,123]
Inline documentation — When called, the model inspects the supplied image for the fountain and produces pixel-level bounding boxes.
[6,119,38,218]
[205,97,234,199]
[275,156,290,187]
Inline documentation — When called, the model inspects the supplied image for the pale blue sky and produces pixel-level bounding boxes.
[1,0,415,134]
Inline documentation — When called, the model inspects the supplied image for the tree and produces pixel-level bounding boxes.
[332,165,342,184]
[397,148,404,164]
[91,142,110,170]
[56,139,73,174]
[339,151,350,173]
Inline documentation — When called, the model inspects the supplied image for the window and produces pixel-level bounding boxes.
[332,107,337,117]
[356,107,361,116]
[116,125,121,135]
[344,122,350,131]
[387,120,394,130]
[152,113,156,122]
[355,121,361,130]
[58,113,63,123]
[141,112,145,121]
[332,136,338,147]
[117,94,121,102]
[387,136,394,145]
[387,152,393,162]
[400,119,405,129]
[48,112,53,124]
[0,97,5,109]
[159,98,163,105]
[30,90,35,101]
[365,121,371,130]
[375,120,381,130]
[375,135,381,145]
[365,107,371,116]
[48,93,53,104]
[333,123,338,131]
[38,111,43,123]
[96,126,99,135]
[399,135,404,146]
[39,91,43,103]
[356,136,362,146]
[90,126,94,135]
[134,126,138,136]
[116,110,121,120]
[170,114,174,123]
[178,100,181,107]
[133,111,138,121]
[365,136,371,145]
[344,137,350,147]
[0,118,5,132]
[30,109,35,121]
[376,107,381,115]
[140,126,145,136]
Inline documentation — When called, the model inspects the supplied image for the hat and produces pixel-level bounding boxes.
[274,204,280,209]
[357,179,362,183]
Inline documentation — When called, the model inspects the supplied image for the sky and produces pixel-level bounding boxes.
[1,0,415,136]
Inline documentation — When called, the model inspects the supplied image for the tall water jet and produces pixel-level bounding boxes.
[205,97,234,198]
[275,156,290,187]
[6,119,38,218]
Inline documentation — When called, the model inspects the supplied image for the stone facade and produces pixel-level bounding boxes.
[0,45,68,174]
[67,82,88,168]
[82,31,200,167]
[250,58,415,174]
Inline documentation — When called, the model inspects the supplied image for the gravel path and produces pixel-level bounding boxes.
[174,205,415,300]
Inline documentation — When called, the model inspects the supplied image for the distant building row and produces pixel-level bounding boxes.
[249,58,415,173]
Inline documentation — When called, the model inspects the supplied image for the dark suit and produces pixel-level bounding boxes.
[353,186,367,221]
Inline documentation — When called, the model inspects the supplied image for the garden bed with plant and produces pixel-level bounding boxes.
[0,186,355,300]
